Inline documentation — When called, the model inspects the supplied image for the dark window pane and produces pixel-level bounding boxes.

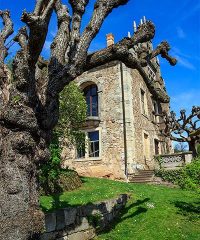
[84,84,98,116]
[88,131,99,141]
[88,131,99,157]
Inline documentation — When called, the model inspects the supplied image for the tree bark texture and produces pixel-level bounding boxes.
[0,1,176,239]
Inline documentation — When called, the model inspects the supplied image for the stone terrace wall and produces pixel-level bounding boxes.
[155,152,193,169]
[41,194,128,240]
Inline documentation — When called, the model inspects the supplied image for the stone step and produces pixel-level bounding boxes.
[130,176,153,179]
[128,170,155,183]
[129,179,152,183]
[130,178,153,182]
[132,173,154,177]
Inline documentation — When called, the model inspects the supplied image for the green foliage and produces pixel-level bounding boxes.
[39,82,86,194]
[40,177,200,239]
[155,157,200,193]
[39,132,62,194]
[58,81,87,143]
[154,155,163,168]
[154,169,183,184]
[179,158,200,192]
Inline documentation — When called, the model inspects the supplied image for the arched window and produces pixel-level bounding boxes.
[83,84,98,116]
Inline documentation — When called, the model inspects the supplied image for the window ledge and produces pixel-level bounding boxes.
[86,116,100,121]
[74,157,102,162]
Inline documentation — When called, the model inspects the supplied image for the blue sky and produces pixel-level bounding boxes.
[0,0,200,116]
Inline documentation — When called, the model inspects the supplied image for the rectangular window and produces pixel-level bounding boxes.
[88,131,99,157]
[76,130,100,159]
[147,65,156,81]
[141,89,146,115]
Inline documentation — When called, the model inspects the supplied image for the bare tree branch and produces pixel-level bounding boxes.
[69,0,89,58]
[162,107,200,156]
[21,0,56,65]
[0,10,14,68]
[146,41,177,66]
[50,0,71,66]
[72,0,129,65]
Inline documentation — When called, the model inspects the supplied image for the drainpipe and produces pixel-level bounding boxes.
[120,62,128,178]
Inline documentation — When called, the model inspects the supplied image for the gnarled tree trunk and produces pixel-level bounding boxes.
[189,140,197,158]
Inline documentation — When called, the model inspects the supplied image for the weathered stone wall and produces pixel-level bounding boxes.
[62,59,172,178]
[128,66,171,171]
[62,61,126,180]
[41,194,128,240]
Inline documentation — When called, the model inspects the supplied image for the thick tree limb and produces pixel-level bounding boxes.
[0,10,14,68]
[13,27,28,50]
[0,10,13,40]
[72,0,129,65]
[146,41,177,66]
[50,0,70,66]
[69,0,89,57]
[21,0,55,65]
[84,21,155,71]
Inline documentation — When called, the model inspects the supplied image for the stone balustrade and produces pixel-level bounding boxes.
[41,194,128,240]
[155,151,193,169]
[155,152,192,169]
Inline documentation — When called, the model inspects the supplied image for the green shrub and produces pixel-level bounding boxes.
[155,158,200,193]
[154,169,183,184]
[179,158,200,192]
[39,132,82,195]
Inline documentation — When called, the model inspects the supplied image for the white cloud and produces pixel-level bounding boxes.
[171,90,200,114]
[177,27,186,39]
[171,47,196,70]
[174,55,196,70]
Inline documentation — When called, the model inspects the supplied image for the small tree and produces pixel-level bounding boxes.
[162,106,200,157]
[39,82,87,194]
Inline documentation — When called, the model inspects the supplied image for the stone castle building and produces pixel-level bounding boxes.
[62,22,172,180]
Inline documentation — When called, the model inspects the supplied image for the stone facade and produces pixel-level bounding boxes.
[62,38,172,180]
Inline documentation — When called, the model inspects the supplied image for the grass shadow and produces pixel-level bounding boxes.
[172,200,200,221]
[100,197,149,234]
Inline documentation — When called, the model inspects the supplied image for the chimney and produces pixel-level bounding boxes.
[106,33,114,47]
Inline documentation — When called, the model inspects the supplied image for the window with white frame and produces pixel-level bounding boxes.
[76,129,100,159]
[147,65,156,82]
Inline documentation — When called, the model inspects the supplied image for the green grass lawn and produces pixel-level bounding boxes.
[40,177,200,240]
